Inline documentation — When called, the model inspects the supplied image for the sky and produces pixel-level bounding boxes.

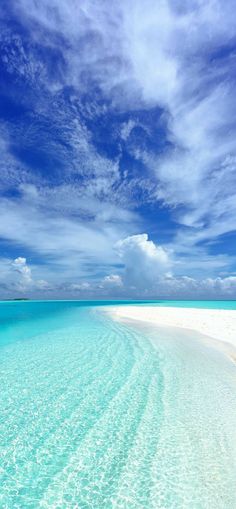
[0,0,236,299]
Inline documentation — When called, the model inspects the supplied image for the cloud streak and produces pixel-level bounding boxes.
[9,0,236,236]
[0,0,235,296]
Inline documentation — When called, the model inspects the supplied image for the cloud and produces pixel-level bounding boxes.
[102,274,123,287]
[10,256,50,293]
[120,120,136,141]
[120,0,236,248]
[116,234,171,289]
[0,191,139,284]
[103,233,235,297]
[1,236,235,299]
[69,282,91,291]
[10,0,236,245]
[12,256,32,286]
[0,0,235,296]
[155,275,236,299]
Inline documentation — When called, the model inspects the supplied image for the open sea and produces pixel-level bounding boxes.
[0,300,236,508]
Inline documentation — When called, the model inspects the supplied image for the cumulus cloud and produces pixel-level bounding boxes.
[154,275,236,299]
[12,257,32,286]
[101,234,235,298]
[1,241,234,299]
[102,274,123,287]
[116,234,171,289]
[10,256,50,293]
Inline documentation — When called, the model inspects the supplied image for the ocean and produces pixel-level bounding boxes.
[0,300,236,508]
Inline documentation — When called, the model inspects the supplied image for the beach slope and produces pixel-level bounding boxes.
[109,306,236,359]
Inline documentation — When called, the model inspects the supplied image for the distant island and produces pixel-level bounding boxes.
[4,298,30,301]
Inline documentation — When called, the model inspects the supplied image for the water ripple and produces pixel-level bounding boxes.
[0,307,236,508]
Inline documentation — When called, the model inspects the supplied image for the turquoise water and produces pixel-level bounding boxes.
[0,301,236,508]
[1,299,236,310]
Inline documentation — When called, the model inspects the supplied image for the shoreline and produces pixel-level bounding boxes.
[107,306,236,363]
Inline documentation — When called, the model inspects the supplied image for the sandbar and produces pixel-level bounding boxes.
[108,306,236,362]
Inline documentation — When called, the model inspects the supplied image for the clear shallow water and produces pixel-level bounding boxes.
[0,301,236,508]
[1,299,236,310]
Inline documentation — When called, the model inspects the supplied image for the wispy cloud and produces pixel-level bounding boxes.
[10,0,235,234]
[0,0,235,296]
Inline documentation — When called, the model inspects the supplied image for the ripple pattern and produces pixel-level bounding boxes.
[0,306,236,508]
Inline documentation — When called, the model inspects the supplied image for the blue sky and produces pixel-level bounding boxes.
[0,0,236,298]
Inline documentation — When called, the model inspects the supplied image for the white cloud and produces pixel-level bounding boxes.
[12,257,32,287]
[0,193,139,285]
[0,126,32,192]
[120,0,236,248]
[102,274,123,287]
[35,279,51,291]
[10,256,51,293]
[12,0,236,249]
[155,275,236,299]
[1,238,235,299]
[69,282,91,291]
[116,233,171,289]
[1,0,235,295]
[120,120,136,141]
[97,233,235,297]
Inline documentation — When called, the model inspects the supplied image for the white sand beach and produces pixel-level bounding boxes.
[109,306,236,361]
